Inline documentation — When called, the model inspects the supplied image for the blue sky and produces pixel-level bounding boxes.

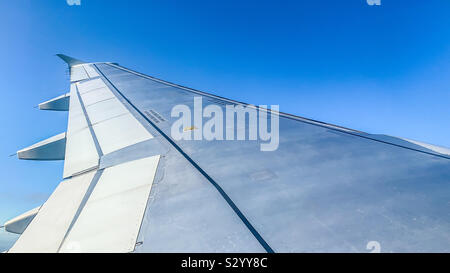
[0,0,449,251]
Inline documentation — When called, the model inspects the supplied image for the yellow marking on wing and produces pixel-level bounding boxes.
[184,126,198,131]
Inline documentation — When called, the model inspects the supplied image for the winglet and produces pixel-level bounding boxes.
[56,54,85,67]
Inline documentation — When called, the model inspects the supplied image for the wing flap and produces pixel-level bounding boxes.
[9,171,97,253]
[60,156,160,253]
[92,114,153,155]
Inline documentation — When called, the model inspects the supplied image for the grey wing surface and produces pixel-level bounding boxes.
[6,55,450,253]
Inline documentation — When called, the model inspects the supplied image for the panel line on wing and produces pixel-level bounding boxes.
[63,84,100,178]
[69,166,99,179]
[83,64,100,78]
[78,86,109,95]
[83,97,116,108]
[89,112,129,127]
[57,169,104,252]
[75,84,104,157]
[70,65,90,82]
[81,65,90,79]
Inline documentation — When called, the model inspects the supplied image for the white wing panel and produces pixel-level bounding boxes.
[80,87,115,107]
[63,84,99,178]
[77,78,106,94]
[92,113,153,155]
[60,156,160,253]
[85,97,129,125]
[9,171,96,253]
[64,129,99,178]
[66,84,88,133]
[74,77,153,155]
[70,65,89,82]
[83,64,100,78]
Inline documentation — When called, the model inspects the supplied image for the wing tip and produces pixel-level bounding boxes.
[56,54,85,67]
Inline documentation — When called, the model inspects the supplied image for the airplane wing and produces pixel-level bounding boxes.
[4,55,450,253]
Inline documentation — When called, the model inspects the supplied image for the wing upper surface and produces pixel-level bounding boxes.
[9,58,450,253]
[94,62,450,252]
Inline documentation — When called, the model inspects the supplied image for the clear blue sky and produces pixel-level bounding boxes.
[0,0,449,251]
